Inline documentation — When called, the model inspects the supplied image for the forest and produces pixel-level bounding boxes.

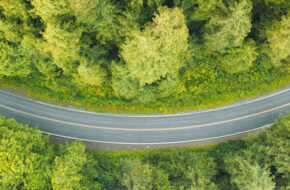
[0,113,289,189]
[0,0,289,113]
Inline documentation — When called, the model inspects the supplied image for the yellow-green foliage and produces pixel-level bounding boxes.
[77,60,106,86]
[51,142,86,190]
[225,156,275,190]
[0,42,31,77]
[204,0,252,52]
[264,15,290,67]
[0,113,289,189]
[218,40,258,73]
[0,0,289,112]
[113,7,189,101]
[120,6,189,86]
[175,0,223,21]
[41,23,83,72]
[0,0,29,19]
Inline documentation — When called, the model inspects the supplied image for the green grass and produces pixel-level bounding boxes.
[0,70,289,114]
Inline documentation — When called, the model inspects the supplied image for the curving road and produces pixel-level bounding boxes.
[0,89,289,145]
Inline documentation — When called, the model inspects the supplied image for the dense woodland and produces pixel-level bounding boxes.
[0,0,289,113]
[0,113,289,189]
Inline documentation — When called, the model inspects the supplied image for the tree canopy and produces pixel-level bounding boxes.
[0,113,289,189]
[0,0,289,111]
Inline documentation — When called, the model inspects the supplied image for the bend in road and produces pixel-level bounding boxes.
[0,89,289,145]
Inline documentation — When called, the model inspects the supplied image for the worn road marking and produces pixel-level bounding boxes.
[0,103,289,131]
[0,88,289,117]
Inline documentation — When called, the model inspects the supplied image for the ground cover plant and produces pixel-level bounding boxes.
[0,113,289,189]
[0,0,289,113]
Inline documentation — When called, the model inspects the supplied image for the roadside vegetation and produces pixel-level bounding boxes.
[0,113,289,189]
[0,0,289,113]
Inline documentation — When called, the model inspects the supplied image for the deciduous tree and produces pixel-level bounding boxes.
[261,15,290,67]
[186,156,217,190]
[0,41,32,77]
[120,159,153,190]
[203,0,252,52]
[225,155,275,190]
[0,117,53,190]
[51,142,87,190]
[113,6,189,101]
[217,40,258,73]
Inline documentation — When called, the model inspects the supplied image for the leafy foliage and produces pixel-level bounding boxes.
[0,113,289,189]
[217,40,258,73]
[262,15,290,68]
[120,159,153,190]
[203,0,252,52]
[225,156,275,190]
[51,142,87,190]
[0,41,32,77]
[0,0,289,112]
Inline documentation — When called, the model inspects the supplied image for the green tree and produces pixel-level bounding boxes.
[0,0,32,43]
[31,0,117,83]
[247,113,290,188]
[151,167,173,190]
[225,155,275,190]
[217,40,258,73]
[120,6,188,86]
[31,0,82,73]
[76,58,106,86]
[70,0,123,45]
[113,6,189,101]
[186,156,217,190]
[0,41,32,77]
[119,0,165,28]
[263,113,290,182]
[40,22,83,72]
[111,62,142,100]
[0,0,29,19]
[0,18,23,43]
[174,0,223,21]
[51,142,87,190]
[0,117,53,190]
[120,159,153,190]
[261,15,290,67]
[203,0,252,52]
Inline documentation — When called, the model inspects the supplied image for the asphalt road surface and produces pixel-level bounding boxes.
[0,89,289,145]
